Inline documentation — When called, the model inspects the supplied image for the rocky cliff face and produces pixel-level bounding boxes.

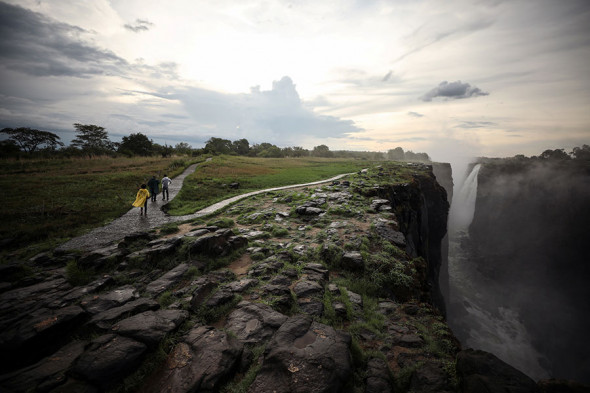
[469,159,590,383]
[0,162,567,393]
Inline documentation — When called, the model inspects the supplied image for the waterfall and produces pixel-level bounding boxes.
[447,163,550,380]
[448,164,480,233]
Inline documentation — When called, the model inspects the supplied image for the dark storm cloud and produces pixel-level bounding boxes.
[124,19,154,33]
[0,2,127,77]
[420,80,489,102]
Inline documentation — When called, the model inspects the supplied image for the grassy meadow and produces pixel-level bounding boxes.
[166,155,374,215]
[0,155,377,261]
[0,155,201,259]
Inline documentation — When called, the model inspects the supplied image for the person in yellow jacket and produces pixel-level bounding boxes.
[132,184,150,216]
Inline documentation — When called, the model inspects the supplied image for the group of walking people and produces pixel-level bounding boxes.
[132,174,172,216]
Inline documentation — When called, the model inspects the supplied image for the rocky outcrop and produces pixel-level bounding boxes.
[248,315,352,393]
[4,161,583,393]
[374,164,449,313]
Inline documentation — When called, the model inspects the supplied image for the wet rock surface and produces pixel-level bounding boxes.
[2,162,574,392]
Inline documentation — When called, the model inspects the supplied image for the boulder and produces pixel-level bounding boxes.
[112,309,188,347]
[365,357,394,393]
[302,263,329,283]
[293,280,323,298]
[295,206,325,216]
[225,301,288,343]
[456,349,541,393]
[373,219,406,247]
[297,298,324,316]
[205,288,235,308]
[72,334,147,389]
[248,315,352,393]
[409,361,453,393]
[189,229,247,256]
[341,251,364,271]
[143,326,243,393]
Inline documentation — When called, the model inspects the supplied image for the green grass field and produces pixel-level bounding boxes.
[0,154,378,260]
[166,155,374,215]
[0,156,200,258]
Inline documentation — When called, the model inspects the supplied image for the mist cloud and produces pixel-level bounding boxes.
[421,80,489,102]
[0,2,127,78]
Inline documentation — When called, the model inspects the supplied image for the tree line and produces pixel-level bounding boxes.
[0,124,432,162]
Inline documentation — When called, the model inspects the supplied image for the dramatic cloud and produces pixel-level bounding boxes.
[0,2,127,78]
[167,76,362,144]
[420,80,489,102]
[124,19,154,33]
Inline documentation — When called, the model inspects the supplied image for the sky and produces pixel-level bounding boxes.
[1,0,589,162]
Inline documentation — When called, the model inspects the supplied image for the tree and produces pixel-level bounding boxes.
[540,148,570,160]
[231,138,250,155]
[312,144,333,158]
[258,145,284,158]
[571,145,590,160]
[71,123,115,153]
[387,147,405,161]
[1,127,64,154]
[118,132,153,156]
[204,137,232,155]
[0,139,21,156]
[290,146,309,157]
[174,142,193,155]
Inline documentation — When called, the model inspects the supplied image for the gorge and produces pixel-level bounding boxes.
[442,158,590,384]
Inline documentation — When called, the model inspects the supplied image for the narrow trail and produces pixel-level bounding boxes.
[57,162,352,252]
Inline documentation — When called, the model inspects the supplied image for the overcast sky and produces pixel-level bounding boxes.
[1,0,589,161]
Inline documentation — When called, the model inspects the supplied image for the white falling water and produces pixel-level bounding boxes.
[447,163,550,380]
[448,164,481,233]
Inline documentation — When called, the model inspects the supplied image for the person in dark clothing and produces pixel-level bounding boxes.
[147,175,159,202]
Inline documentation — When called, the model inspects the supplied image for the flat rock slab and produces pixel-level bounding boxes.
[226,301,288,344]
[143,326,243,393]
[112,309,188,347]
[81,285,139,315]
[88,297,160,330]
[293,280,323,298]
[248,314,352,393]
[145,263,189,296]
[72,334,147,389]
[0,340,87,393]
[0,305,87,371]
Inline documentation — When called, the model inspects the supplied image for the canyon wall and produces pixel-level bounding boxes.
[469,159,590,382]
